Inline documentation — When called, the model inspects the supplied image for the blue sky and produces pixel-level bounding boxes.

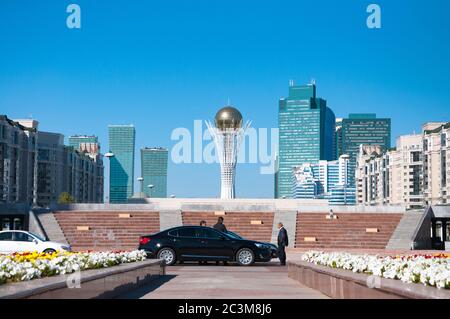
[1,0,450,198]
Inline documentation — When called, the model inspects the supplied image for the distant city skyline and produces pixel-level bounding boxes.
[1,0,449,198]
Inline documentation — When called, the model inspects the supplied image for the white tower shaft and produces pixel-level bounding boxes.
[206,122,249,199]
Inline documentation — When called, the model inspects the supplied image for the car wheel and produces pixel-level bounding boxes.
[236,248,255,266]
[157,248,176,266]
[43,249,56,254]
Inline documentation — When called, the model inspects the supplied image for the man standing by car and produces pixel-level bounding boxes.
[277,222,288,266]
[213,217,227,233]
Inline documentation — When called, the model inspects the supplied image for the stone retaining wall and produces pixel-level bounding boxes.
[0,259,165,299]
[287,259,450,299]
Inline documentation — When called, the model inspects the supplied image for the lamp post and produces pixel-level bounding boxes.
[147,184,154,198]
[104,152,114,204]
[137,177,144,199]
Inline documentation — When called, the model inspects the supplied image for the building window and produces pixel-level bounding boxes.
[411,151,420,162]
[423,139,428,152]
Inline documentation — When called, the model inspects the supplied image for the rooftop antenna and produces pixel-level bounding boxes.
[28,113,33,119]
[311,78,316,85]
[289,79,295,87]
[227,97,231,106]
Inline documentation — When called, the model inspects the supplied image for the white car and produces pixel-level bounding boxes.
[0,230,71,254]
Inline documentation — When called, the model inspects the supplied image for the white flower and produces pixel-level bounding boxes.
[301,251,450,290]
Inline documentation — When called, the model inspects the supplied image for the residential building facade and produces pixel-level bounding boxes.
[36,131,104,207]
[0,116,38,205]
[275,82,336,198]
[141,147,168,198]
[356,134,424,209]
[423,122,450,206]
[108,125,135,203]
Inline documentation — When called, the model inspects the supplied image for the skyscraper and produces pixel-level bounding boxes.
[141,147,168,198]
[341,113,391,184]
[275,82,336,199]
[108,125,135,203]
[68,135,99,150]
[292,155,356,205]
[335,118,343,158]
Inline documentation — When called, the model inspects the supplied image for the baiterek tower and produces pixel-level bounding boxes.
[206,106,250,199]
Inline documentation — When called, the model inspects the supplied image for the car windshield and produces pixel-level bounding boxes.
[29,232,46,242]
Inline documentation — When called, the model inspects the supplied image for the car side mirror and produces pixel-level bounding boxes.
[33,239,38,244]
[220,236,226,240]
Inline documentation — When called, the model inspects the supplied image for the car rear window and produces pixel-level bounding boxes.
[0,232,12,241]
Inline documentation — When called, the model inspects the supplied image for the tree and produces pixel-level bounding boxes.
[58,192,75,204]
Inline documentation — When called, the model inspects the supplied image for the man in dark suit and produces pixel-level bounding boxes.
[213,217,227,233]
[277,222,288,266]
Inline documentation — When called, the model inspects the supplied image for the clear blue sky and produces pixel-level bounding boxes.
[1,0,449,198]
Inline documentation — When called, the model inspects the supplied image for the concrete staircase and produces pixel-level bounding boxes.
[295,212,403,249]
[34,211,69,245]
[159,210,183,231]
[270,211,297,245]
[182,211,275,242]
[53,211,160,251]
[386,210,426,250]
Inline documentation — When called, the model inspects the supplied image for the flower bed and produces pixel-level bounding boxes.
[301,251,450,290]
[0,250,147,285]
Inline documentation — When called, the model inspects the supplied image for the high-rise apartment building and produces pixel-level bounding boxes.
[423,122,450,206]
[356,134,423,209]
[1,115,103,207]
[108,125,135,203]
[0,116,38,205]
[141,147,168,198]
[36,131,104,207]
[292,155,355,205]
[275,82,336,198]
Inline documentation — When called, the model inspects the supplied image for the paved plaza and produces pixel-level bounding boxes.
[120,260,328,299]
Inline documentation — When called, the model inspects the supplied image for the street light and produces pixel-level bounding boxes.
[137,177,144,199]
[104,152,114,204]
[147,184,154,198]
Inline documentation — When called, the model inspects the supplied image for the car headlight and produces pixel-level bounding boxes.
[254,243,269,249]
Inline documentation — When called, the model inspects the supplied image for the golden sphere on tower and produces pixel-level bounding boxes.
[214,106,243,130]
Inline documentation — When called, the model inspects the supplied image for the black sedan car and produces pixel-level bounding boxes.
[138,226,277,266]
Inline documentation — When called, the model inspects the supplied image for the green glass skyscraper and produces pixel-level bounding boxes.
[275,82,336,199]
[141,147,168,198]
[339,113,391,184]
[68,135,99,150]
[108,125,135,203]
